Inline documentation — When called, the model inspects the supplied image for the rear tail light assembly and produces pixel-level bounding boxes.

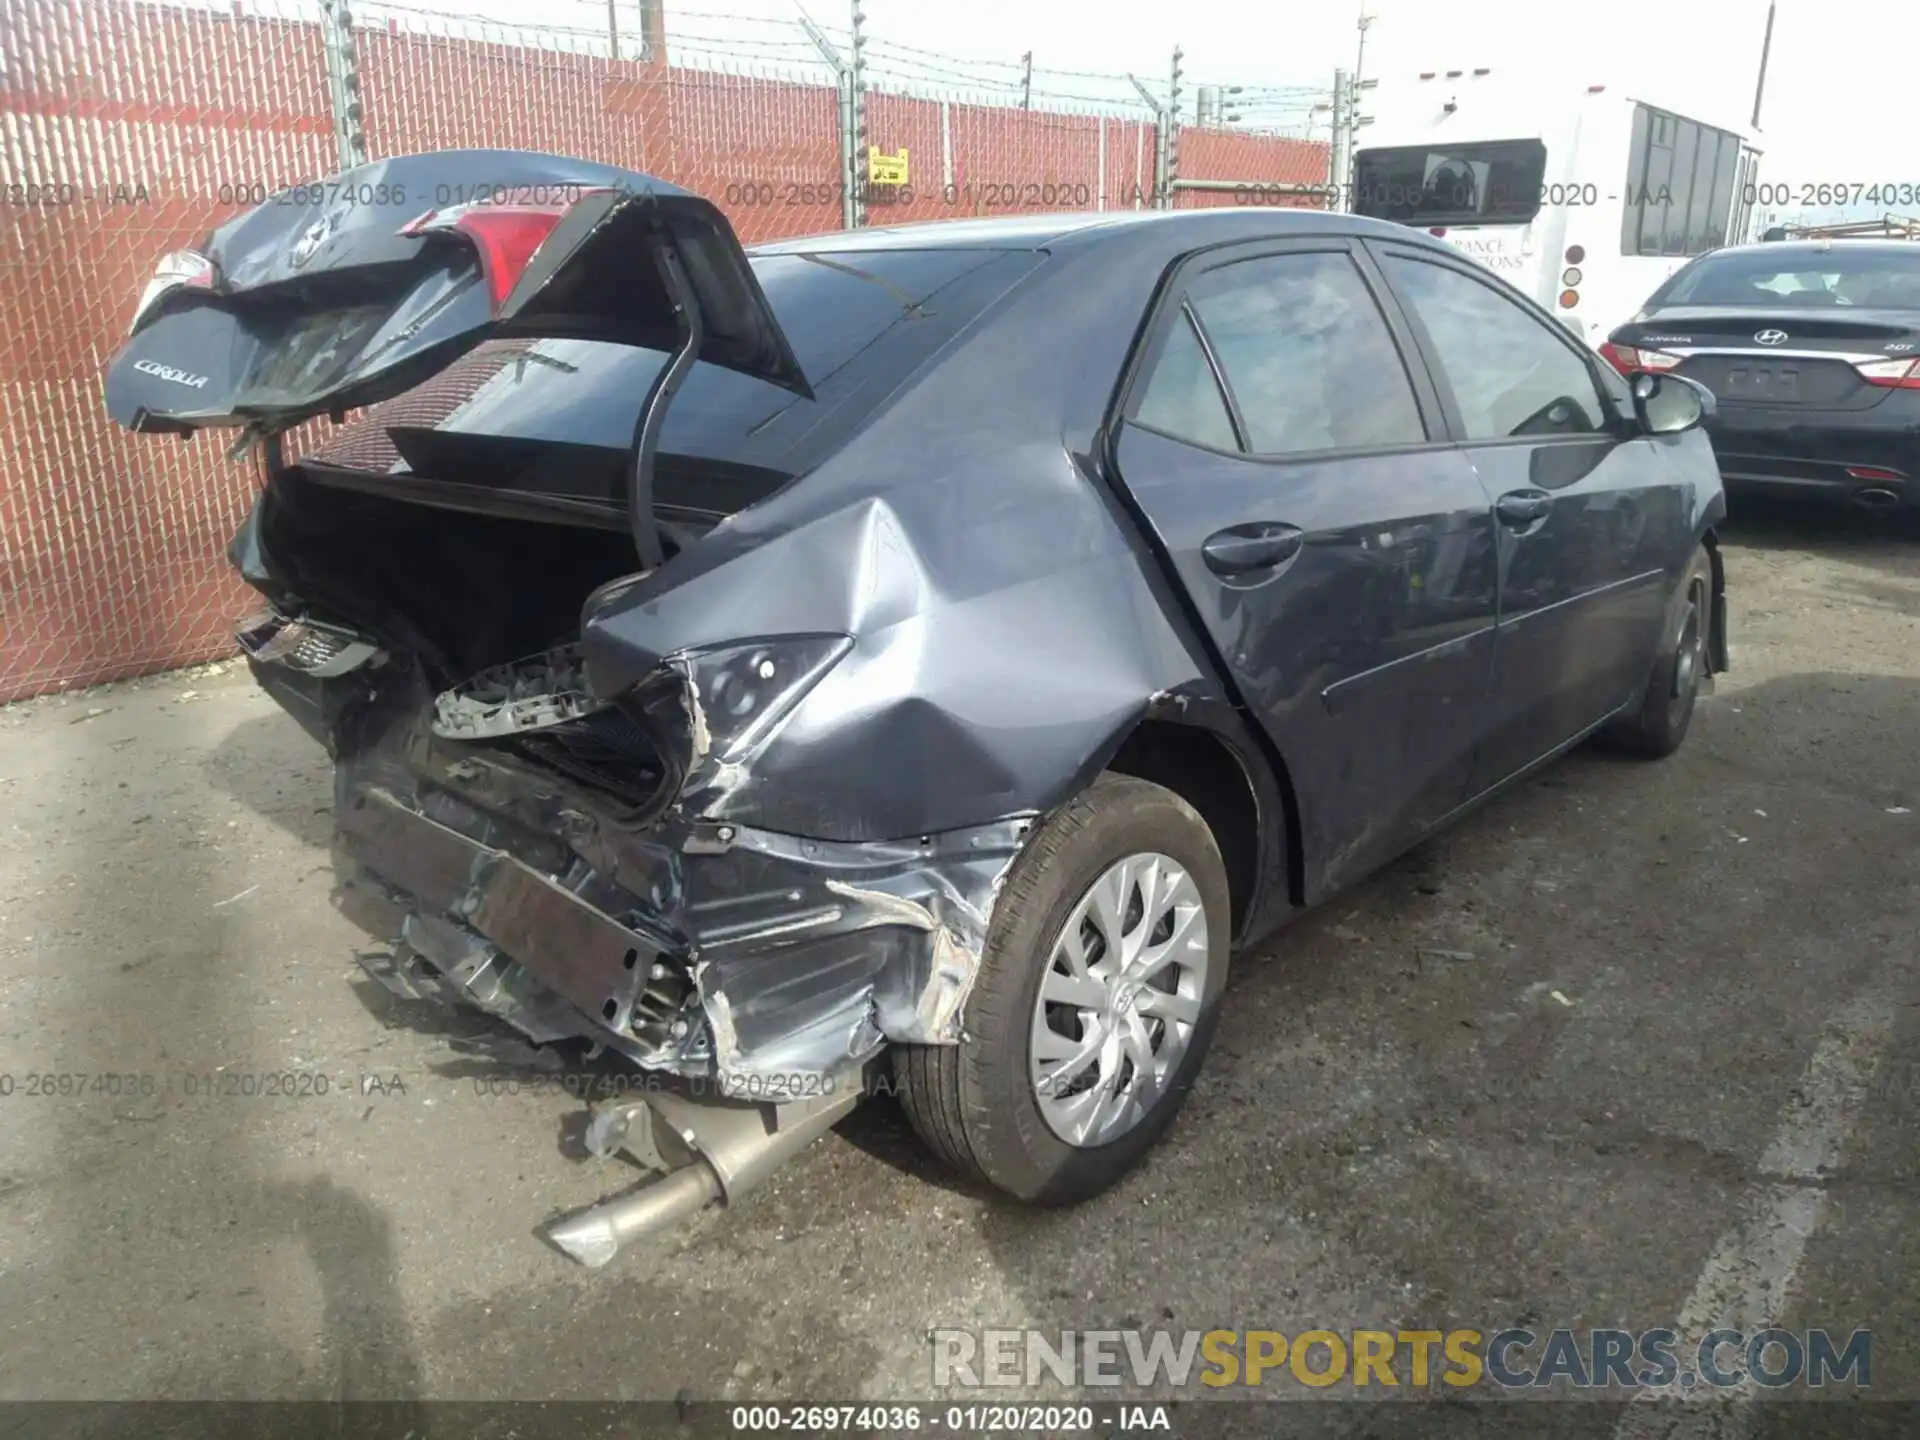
[129,250,215,334]
[1597,342,1681,375]
[399,188,611,310]
[1854,357,1920,390]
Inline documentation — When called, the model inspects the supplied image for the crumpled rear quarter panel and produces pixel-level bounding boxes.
[262,228,1242,1089]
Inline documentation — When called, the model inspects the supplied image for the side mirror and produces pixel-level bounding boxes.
[1632,371,1714,434]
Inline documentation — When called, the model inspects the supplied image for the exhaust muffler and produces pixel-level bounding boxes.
[544,1072,862,1267]
[1850,487,1901,512]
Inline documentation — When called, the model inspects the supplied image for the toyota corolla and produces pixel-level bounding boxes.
[105,150,1730,1264]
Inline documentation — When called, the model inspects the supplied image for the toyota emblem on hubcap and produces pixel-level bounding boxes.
[1754,329,1789,346]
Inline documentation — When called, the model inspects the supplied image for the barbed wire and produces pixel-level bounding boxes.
[304,0,1336,125]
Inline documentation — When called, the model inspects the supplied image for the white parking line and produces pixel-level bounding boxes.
[1612,984,1896,1440]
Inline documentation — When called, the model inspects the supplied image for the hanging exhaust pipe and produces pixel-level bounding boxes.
[545,1163,724,1268]
[543,1071,863,1268]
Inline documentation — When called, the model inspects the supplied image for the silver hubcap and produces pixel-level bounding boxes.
[1029,852,1211,1148]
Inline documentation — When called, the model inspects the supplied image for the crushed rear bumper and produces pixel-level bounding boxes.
[314,662,1030,1094]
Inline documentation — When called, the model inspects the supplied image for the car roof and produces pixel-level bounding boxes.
[748,206,1439,256]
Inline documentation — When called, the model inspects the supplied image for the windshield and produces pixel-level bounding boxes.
[1352,140,1548,226]
[1650,246,1920,309]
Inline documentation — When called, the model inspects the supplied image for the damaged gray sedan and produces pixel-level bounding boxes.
[106,150,1729,1263]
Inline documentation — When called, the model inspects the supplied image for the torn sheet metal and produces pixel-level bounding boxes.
[328,676,1030,1092]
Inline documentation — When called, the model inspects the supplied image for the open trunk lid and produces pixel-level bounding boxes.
[104,149,810,438]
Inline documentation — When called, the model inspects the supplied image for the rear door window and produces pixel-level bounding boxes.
[1382,255,1609,440]
[1177,251,1428,455]
[1134,308,1241,451]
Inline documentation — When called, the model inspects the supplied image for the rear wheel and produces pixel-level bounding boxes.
[1598,543,1713,759]
[894,774,1230,1204]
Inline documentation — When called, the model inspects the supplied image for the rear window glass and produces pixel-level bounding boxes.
[1133,251,1427,457]
[1650,247,1920,309]
[1190,252,1426,454]
[1352,140,1548,226]
[310,247,1043,480]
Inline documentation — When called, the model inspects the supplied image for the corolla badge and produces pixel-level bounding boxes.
[289,210,342,269]
[132,359,209,389]
[1754,329,1790,346]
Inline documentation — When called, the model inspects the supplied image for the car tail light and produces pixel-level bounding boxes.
[1598,342,1682,375]
[129,250,215,334]
[400,189,609,310]
[1846,466,1905,482]
[1565,244,1586,265]
[1558,288,1579,309]
[1854,357,1920,390]
[616,634,854,806]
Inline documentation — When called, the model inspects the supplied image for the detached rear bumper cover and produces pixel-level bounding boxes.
[325,675,1029,1090]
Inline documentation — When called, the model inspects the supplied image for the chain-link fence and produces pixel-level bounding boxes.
[0,0,1331,703]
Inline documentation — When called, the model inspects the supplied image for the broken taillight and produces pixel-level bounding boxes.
[129,250,215,334]
[399,190,608,310]
[1598,341,1681,376]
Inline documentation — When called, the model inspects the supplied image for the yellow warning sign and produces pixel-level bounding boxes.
[867,146,909,186]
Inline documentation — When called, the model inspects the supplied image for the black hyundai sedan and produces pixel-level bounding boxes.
[105,151,1729,1263]
[1603,239,1920,513]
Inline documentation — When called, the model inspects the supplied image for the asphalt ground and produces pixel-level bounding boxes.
[1,500,1915,1437]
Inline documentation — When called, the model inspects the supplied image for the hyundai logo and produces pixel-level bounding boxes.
[1754,329,1790,346]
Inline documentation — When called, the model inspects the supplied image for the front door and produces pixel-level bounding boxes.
[1369,243,1684,792]
[1109,239,1500,899]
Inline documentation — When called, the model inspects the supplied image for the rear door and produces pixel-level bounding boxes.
[1371,242,1684,791]
[1109,238,1500,898]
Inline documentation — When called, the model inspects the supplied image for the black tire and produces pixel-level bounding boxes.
[893,773,1231,1205]
[1597,542,1713,759]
